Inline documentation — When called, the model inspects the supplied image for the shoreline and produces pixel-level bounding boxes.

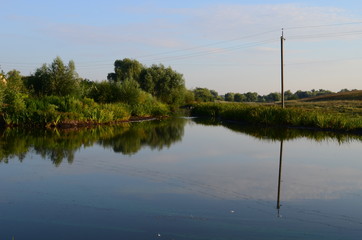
[190,103,362,135]
[0,116,169,129]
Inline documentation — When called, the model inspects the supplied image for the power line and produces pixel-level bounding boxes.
[135,29,281,60]
[284,21,362,30]
[140,39,278,63]
[3,21,362,71]
[288,29,362,40]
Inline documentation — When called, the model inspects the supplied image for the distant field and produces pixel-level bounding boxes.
[301,90,362,102]
[285,90,362,117]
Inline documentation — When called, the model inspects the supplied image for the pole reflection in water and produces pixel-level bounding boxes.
[277,139,283,218]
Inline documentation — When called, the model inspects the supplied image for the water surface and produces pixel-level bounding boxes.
[0,118,362,239]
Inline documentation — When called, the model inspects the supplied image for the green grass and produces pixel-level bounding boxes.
[0,95,170,127]
[300,90,362,102]
[191,102,362,132]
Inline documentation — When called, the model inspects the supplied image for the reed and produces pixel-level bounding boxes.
[0,95,169,127]
[191,103,362,132]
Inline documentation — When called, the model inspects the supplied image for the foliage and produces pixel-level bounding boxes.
[107,58,144,83]
[224,92,234,102]
[107,59,188,106]
[234,93,246,102]
[87,80,115,103]
[204,89,341,103]
[191,102,362,132]
[193,88,215,102]
[6,70,26,92]
[0,118,187,164]
[193,118,362,144]
[139,64,186,105]
[2,88,27,125]
[26,56,81,97]
[245,92,258,102]
[117,78,143,105]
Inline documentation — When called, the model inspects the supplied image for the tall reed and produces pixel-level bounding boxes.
[191,103,362,132]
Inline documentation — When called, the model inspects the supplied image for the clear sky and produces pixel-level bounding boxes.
[2,0,362,94]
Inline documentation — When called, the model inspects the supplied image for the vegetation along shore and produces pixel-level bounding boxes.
[1,56,361,132]
[190,101,362,134]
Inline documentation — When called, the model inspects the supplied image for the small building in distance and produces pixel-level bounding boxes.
[0,73,7,85]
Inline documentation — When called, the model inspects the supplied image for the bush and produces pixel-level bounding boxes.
[191,103,362,132]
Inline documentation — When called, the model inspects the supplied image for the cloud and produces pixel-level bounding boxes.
[11,3,358,52]
[180,3,355,40]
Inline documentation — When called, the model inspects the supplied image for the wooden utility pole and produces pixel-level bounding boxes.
[280,29,285,108]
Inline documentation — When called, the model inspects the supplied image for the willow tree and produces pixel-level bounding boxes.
[107,58,144,83]
[27,57,81,97]
[139,64,186,105]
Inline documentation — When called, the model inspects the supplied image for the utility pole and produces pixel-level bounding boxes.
[280,29,285,108]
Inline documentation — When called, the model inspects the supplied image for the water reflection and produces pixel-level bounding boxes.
[1,117,361,167]
[0,118,187,166]
[192,117,362,143]
[277,140,283,217]
[1,118,362,239]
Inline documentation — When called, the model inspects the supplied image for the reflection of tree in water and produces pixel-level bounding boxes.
[192,118,362,143]
[98,118,186,155]
[0,118,187,166]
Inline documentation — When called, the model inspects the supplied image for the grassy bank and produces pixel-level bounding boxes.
[190,102,362,133]
[1,95,169,128]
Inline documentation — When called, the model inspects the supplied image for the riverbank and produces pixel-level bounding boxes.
[190,102,362,134]
[0,96,170,128]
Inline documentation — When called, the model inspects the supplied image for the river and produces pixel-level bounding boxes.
[0,118,361,239]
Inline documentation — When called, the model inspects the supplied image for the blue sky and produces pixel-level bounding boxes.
[2,0,362,94]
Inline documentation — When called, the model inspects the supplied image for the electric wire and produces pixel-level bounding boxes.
[2,21,362,71]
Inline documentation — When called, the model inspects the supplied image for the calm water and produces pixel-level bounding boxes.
[1,118,362,239]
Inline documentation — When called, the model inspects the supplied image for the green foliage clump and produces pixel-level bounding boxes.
[193,88,216,102]
[108,59,188,106]
[191,103,362,132]
[25,56,81,97]
[0,118,188,165]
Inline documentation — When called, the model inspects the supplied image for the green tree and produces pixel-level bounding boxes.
[193,88,214,102]
[117,78,142,105]
[108,58,144,83]
[234,93,246,102]
[6,70,25,93]
[210,90,219,99]
[27,57,81,97]
[245,92,258,102]
[294,90,311,99]
[284,90,297,100]
[224,92,235,102]
[88,81,115,103]
[265,92,281,102]
[139,64,186,105]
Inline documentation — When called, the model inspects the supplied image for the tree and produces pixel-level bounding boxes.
[284,90,297,100]
[245,92,258,102]
[224,92,234,102]
[88,81,114,103]
[6,70,25,93]
[108,58,144,83]
[294,90,311,99]
[210,90,219,99]
[234,93,246,102]
[27,57,81,97]
[117,78,142,105]
[193,88,214,102]
[139,64,186,105]
[265,92,281,102]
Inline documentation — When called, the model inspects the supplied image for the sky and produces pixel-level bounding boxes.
[2,0,362,95]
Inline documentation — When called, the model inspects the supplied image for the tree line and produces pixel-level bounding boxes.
[0,57,193,126]
[0,56,358,126]
[192,87,355,103]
